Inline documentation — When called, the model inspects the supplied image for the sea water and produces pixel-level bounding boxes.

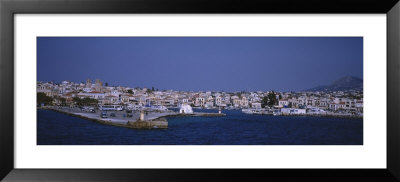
[37,109,362,145]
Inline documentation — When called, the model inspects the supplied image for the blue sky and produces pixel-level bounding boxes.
[37,37,363,92]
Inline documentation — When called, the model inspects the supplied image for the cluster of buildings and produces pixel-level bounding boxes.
[37,79,363,116]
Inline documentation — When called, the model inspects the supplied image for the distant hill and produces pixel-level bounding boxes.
[306,76,363,91]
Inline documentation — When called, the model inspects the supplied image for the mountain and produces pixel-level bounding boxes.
[306,76,363,91]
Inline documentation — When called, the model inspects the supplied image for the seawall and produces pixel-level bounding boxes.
[46,107,168,129]
[42,107,227,129]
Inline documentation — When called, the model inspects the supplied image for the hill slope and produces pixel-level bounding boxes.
[306,76,363,91]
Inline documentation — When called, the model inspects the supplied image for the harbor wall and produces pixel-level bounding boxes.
[45,107,168,129]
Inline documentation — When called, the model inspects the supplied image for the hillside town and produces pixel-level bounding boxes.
[37,79,363,117]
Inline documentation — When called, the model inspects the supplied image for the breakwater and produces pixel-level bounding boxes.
[43,106,225,129]
[46,107,168,129]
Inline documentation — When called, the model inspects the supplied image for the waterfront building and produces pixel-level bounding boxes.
[251,102,262,109]
[215,96,222,106]
[240,96,249,107]
[102,95,119,105]
[195,97,205,107]
[329,103,340,111]
[182,98,189,104]
[278,99,289,108]
[205,101,214,108]
[120,93,132,104]
[232,97,241,108]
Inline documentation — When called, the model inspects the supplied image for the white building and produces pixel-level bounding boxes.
[251,102,262,109]
[77,91,105,100]
[278,100,289,108]
[179,104,193,114]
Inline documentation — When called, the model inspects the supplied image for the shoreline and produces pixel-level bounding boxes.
[38,107,362,131]
[190,108,362,120]
[244,113,363,120]
[184,108,364,119]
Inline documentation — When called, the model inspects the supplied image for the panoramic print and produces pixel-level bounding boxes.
[37,37,363,145]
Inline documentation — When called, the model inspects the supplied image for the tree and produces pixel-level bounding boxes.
[82,97,98,106]
[152,87,155,91]
[73,97,82,106]
[37,93,53,106]
[127,89,133,94]
[267,91,278,107]
[73,97,98,106]
[105,82,109,87]
[261,96,268,108]
[279,94,282,100]
[60,97,66,106]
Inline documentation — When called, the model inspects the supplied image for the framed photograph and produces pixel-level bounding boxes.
[1,0,399,181]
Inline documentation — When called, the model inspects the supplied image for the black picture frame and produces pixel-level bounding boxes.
[1,0,399,181]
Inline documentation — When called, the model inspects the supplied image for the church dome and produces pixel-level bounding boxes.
[179,104,193,114]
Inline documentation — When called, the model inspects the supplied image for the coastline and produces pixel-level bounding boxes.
[190,107,362,119]
[37,107,363,145]
[246,113,363,120]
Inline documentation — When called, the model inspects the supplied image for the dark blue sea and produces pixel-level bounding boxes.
[37,109,363,145]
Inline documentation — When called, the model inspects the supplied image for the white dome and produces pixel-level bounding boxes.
[179,104,193,114]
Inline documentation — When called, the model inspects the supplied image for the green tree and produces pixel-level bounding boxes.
[261,96,268,108]
[105,82,109,86]
[279,95,282,100]
[60,97,66,106]
[73,97,98,106]
[73,97,82,106]
[37,93,53,106]
[82,97,98,106]
[127,89,133,94]
[267,91,278,107]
